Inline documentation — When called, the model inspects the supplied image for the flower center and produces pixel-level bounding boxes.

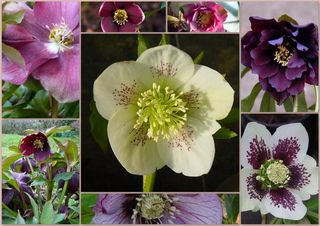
[256,159,291,189]
[132,194,179,224]
[274,45,293,66]
[33,139,44,150]
[197,11,213,28]
[134,83,188,142]
[113,9,128,26]
[48,20,74,52]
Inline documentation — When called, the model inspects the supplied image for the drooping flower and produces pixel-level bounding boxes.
[98,2,145,32]
[2,2,80,103]
[93,194,223,224]
[241,122,318,220]
[58,172,79,194]
[94,45,234,176]
[19,132,52,162]
[181,2,227,32]
[241,17,318,104]
[12,157,36,173]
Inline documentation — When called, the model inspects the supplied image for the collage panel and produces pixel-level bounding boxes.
[81,1,166,32]
[2,119,80,224]
[81,34,239,192]
[167,1,239,33]
[81,193,239,224]
[2,1,81,118]
[240,114,319,224]
[240,1,319,113]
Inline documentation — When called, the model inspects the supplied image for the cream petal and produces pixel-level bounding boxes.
[240,168,261,212]
[298,155,318,196]
[93,61,153,120]
[107,106,165,175]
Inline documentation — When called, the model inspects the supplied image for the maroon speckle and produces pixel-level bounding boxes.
[247,136,271,169]
[246,173,268,201]
[168,126,194,151]
[287,164,311,190]
[150,61,178,78]
[272,137,300,166]
[112,81,137,106]
[129,126,148,146]
[268,188,297,211]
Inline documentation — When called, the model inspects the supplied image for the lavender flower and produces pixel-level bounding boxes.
[93,194,222,224]
[241,122,318,220]
[241,17,318,104]
[12,157,36,173]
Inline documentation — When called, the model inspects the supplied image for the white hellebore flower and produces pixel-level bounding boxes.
[241,122,318,220]
[94,45,234,176]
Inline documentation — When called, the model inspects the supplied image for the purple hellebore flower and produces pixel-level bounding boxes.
[2,188,15,205]
[11,171,34,202]
[98,2,145,32]
[241,17,318,104]
[58,172,79,194]
[182,2,227,32]
[19,132,52,162]
[93,194,222,224]
[12,157,36,174]
[2,2,80,103]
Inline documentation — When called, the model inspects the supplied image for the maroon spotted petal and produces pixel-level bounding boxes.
[246,173,268,201]
[287,164,311,190]
[272,137,300,166]
[268,189,297,211]
[247,136,271,169]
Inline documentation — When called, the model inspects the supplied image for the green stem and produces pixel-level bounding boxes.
[293,95,298,112]
[143,171,156,192]
[2,203,17,217]
[46,163,53,201]
[261,214,267,224]
[57,167,70,210]
[26,158,42,210]
[50,95,59,118]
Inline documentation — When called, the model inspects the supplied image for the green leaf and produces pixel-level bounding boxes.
[260,91,276,112]
[193,51,204,64]
[2,43,25,67]
[297,91,307,112]
[53,139,79,166]
[144,8,162,18]
[31,176,48,186]
[278,14,298,25]
[223,195,239,223]
[2,153,23,171]
[29,90,50,115]
[81,194,98,224]
[306,210,318,224]
[270,217,283,224]
[81,194,98,208]
[53,213,66,224]
[40,201,54,224]
[23,77,43,92]
[89,100,109,152]
[137,34,148,56]
[283,217,311,224]
[8,145,19,152]
[3,10,25,24]
[241,83,262,112]
[219,108,239,125]
[159,34,170,46]
[3,109,47,118]
[213,127,237,139]
[53,172,75,182]
[25,193,39,221]
[15,211,26,224]
[241,67,250,78]
[46,125,73,137]
[305,198,318,212]
[2,83,19,103]
[283,97,293,112]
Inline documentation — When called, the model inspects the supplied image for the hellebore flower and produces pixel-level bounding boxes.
[241,122,318,220]
[58,172,79,194]
[19,132,52,162]
[93,194,223,224]
[2,2,80,103]
[94,45,234,176]
[241,17,318,104]
[11,171,34,201]
[98,2,145,32]
[182,2,227,32]
[12,157,36,174]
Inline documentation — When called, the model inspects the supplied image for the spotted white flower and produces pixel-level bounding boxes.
[241,122,318,220]
[94,45,234,176]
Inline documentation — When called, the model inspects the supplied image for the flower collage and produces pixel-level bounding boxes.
[1,1,318,225]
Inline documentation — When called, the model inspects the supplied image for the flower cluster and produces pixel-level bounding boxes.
[94,45,234,176]
[93,194,222,224]
[241,122,318,220]
[241,17,318,104]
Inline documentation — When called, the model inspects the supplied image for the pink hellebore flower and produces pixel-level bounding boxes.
[98,2,145,32]
[182,2,227,32]
[2,2,80,103]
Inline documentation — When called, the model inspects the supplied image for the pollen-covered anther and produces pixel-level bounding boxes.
[48,19,74,52]
[266,161,290,185]
[33,139,44,150]
[197,11,213,28]
[134,83,188,142]
[113,9,128,26]
[274,45,293,66]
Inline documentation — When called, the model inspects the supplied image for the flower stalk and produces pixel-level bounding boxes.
[143,171,156,192]
[46,163,53,201]
[293,95,298,112]
[50,95,59,118]
[26,157,42,210]
[57,166,70,210]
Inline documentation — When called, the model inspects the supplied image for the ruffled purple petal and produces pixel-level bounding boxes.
[99,2,116,17]
[2,189,15,205]
[33,148,52,162]
[250,45,273,66]
[101,16,119,32]
[119,22,136,32]
[126,4,145,25]
[268,69,292,92]
[285,64,307,80]
[287,77,306,95]
[2,54,29,85]
[249,17,281,32]
[251,61,279,79]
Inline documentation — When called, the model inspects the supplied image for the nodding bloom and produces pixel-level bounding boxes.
[182,2,227,32]
[12,157,36,174]
[241,17,318,104]
[98,2,145,32]
[19,132,52,162]
[241,122,318,220]
[93,194,223,224]
[94,45,234,176]
[2,2,80,103]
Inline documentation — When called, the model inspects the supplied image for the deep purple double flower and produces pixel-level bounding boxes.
[241,17,318,104]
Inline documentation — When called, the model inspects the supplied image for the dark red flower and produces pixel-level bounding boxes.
[241,17,318,104]
[19,132,52,162]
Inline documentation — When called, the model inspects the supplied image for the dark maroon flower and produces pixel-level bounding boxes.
[58,172,79,194]
[12,157,36,173]
[98,2,145,32]
[19,132,52,162]
[241,17,318,104]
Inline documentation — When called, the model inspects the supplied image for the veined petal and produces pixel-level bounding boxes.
[32,45,80,103]
[158,117,216,177]
[263,190,307,220]
[271,123,308,164]
[107,106,165,175]
[94,61,154,120]
[181,65,234,121]
[241,122,271,169]
[101,16,118,32]
[2,55,28,85]
[126,4,145,25]
[241,168,261,212]
[137,45,195,86]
